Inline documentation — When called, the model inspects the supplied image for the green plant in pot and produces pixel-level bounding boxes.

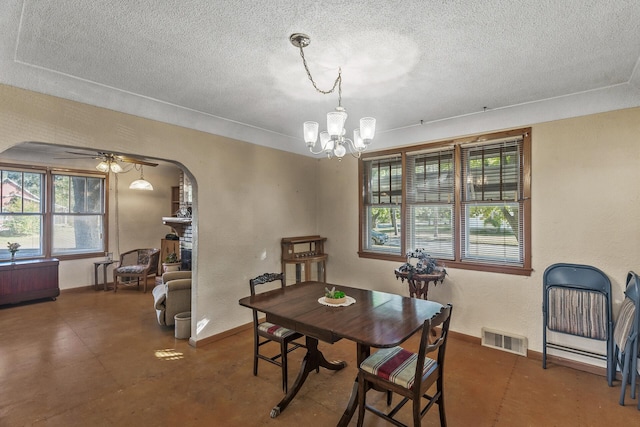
[324,286,346,305]
[162,252,180,272]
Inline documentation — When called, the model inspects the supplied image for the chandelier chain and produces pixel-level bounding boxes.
[297,46,342,107]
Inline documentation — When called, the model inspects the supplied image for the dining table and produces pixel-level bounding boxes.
[238,280,444,426]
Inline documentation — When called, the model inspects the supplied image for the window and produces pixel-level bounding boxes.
[359,128,531,275]
[0,164,107,261]
[0,168,45,258]
[406,149,455,259]
[362,156,402,255]
[52,173,105,255]
[460,140,523,264]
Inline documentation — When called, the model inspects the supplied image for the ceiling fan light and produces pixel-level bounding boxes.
[96,161,109,173]
[129,178,154,191]
[110,162,123,173]
[129,166,153,191]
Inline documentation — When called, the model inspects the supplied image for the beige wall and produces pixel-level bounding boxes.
[0,84,319,340]
[318,107,640,365]
[2,83,639,368]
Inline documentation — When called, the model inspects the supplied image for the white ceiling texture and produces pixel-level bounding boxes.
[1,0,639,157]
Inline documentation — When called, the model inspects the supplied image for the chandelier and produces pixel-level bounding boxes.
[290,33,376,160]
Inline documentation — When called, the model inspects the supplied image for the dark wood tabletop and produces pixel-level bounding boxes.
[239,281,444,348]
[239,280,445,424]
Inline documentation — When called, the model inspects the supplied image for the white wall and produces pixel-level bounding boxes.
[0,84,319,341]
[317,107,640,365]
[2,83,639,370]
[1,143,181,288]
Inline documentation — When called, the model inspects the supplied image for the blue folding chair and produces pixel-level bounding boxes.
[542,263,614,385]
[614,271,639,405]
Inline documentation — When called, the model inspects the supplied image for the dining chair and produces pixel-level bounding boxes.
[357,303,453,427]
[249,272,304,393]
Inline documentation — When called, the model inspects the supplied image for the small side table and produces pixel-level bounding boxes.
[394,268,446,300]
[94,260,115,291]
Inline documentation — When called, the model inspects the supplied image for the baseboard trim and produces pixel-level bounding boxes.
[193,326,611,378]
[191,322,253,348]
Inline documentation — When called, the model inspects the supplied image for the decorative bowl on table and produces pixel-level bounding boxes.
[324,296,347,305]
[324,286,346,305]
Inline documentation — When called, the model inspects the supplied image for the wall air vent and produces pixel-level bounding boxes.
[481,327,528,357]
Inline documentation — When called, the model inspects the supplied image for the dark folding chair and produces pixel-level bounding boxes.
[357,304,453,427]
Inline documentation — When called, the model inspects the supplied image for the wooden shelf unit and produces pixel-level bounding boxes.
[171,186,180,216]
[281,235,327,284]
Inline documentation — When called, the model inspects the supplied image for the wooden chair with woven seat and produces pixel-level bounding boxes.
[357,303,453,427]
[249,272,305,393]
[113,248,160,293]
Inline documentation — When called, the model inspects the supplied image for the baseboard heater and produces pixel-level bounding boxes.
[481,327,528,356]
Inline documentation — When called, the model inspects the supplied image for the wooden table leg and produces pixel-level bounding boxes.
[102,264,108,291]
[270,336,346,418]
[94,264,99,291]
[337,343,371,427]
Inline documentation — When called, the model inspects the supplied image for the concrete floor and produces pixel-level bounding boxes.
[1,285,639,426]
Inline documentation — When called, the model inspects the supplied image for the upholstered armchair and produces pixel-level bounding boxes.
[152,271,192,326]
[113,248,160,293]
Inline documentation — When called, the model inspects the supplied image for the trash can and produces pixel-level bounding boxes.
[174,311,191,339]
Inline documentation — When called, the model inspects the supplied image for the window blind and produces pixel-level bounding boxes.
[460,138,524,264]
[406,149,455,259]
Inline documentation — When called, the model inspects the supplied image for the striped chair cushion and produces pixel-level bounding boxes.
[360,346,437,390]
[547,287,608,340]
[258,322,297,338]
[613,298,636,349]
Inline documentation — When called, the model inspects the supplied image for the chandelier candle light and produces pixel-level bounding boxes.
[290,33,376,160]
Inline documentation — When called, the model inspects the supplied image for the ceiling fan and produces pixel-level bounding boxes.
[56,151,159,173]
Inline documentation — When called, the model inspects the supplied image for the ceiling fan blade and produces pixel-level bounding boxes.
[56,150,159,167]
[63,151,102,158]
[117,156,159,167]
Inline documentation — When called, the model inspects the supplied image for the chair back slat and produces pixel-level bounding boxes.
[249,273,285,296]
[416,304,453,388]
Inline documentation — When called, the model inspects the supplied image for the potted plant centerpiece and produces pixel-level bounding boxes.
[162,252,181,272]
[394,249,447,300]
[396,248,446,279]
[324,286,346,305]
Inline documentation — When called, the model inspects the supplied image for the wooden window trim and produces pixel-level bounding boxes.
[0,163,109,261]
[358,128,532,276]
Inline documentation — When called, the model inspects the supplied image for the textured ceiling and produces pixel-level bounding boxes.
[1,0,640,157]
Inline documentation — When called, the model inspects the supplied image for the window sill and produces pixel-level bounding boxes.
[358,251,532,276]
